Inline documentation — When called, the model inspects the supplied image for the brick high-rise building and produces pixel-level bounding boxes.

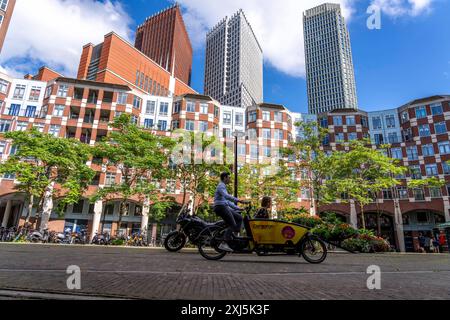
[0,0,16,54]
[135,4,193,86]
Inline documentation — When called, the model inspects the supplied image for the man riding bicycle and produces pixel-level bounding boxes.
[214,172,248,252]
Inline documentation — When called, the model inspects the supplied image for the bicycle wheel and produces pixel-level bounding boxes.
[197,227,227,261]
[301,235,327,264]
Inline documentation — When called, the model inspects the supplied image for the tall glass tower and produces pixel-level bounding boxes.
[303,3,358,115]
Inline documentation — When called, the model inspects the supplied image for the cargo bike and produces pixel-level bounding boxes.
[197,205,328,264]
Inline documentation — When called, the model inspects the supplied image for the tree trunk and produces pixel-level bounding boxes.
[360,204,366,229]
[25,194,34,223]
[39,182,55,232]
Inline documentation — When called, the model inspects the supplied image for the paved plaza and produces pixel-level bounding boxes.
[0,244,449,300]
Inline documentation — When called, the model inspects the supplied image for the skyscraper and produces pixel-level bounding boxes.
[135,4,193,86]
[0,0,16,54]
[303,3,358,114]
[204,9,263,109]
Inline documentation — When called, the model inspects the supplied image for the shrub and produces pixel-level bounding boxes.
[341,235,391,253]
[285,213,323,228]
[312,223,357,242]
[111,239,125,246]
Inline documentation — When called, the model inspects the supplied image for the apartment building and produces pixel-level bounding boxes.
[0,0,15,54]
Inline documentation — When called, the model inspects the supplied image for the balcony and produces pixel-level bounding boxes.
[83,109,96,124]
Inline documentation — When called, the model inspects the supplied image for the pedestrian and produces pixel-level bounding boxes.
[418,232,425,253]
[254,197,272,219]
[439,231,446,253]
[432,234,440,253]
[423,233,431,253]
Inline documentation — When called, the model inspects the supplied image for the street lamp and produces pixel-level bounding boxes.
[232,131,246,198]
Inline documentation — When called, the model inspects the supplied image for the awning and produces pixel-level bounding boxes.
[436,222,450,229]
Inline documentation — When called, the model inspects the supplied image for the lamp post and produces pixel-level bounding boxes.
[232,131,246,198]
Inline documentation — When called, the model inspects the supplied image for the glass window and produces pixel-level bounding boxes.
[235,113,243,126]
[442,161,450,175]
[145,101,155,114]
[186,101,195,112]
[200,103,208,114]
[413,189,425,201]
[348,132,357,141]
[237,144,246,156]
[13,85,26,99]
[320,117,328,128]
[250,145,259,159]
[117,93,128,105]
[143,119,154,129]
[0,141,6,155]
[430,187,442,198]
[275,129,284,140]
[49,125,61,137]
[346,116,355,126]
[29,87,41,101]
[199,121,208,132]
[373,134,384,145]
[157,120,167,131]
[333,116,343,126]
[262,128,271,140]
[425,164,438,176]
[248,111,257,123]
[434,122,447,135]
[263,146,271,157]
[274,112,283,122]
[262,111,271,121]
[406,146,418,160]
[391,148,403,159]
[421,144,434,157]
[33,123,44,133]
[397,187,409,199]
[7,103,20,116]
[415,106,427,119]
[410,165,422,179]
[438,141,450,155]
[0,79,9,93]
[418,124,431,137]
[400,111,409,124]
[385,115,396,128]
[57,85,69,98]
[105,173,116,187]
[159,102,169,116]
[223,112,232,125]
[223,128,231,138]
[16,121,28,131]
[172,120,179,130]
[173,101,181,113]
[132,96,142,109]
[248,129,257,140]
[53,105,65,117]
[185,120,194,131]
[335,133,344,143]
[372,116,382,129]
[388,132,399,144]
[431,103,443,115]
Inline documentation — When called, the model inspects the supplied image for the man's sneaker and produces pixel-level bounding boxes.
[218,242,233,252]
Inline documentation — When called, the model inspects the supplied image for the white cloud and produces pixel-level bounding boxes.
[371,0,433,17]
[0,0,133,77]
[177,0,434,78]
[177,0,355,78]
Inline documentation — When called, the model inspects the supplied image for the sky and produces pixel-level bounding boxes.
[1,0,449,114]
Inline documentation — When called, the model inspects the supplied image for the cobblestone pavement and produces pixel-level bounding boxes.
[0,243,449,300]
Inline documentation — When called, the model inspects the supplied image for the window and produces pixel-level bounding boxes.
[335,133,344,143]
[413,189,425,201]
[48,125,60,137]
[214,106,220,118]
[7,103,20,116]
[262,111,271,121]
[430,187,442,198]
[361,116,368,128]
[320,117,328,128]
[248,129,257,140]
[438,141,450,155]
[385,115,396,128]
[402,128,412,142]
[383,189,393,200]
[33,123,44,133]
[28,87,41,102]
[248,111,257,122]
[200,103,209,114]
[388,132,399,144]
[132,96,142,109]
[185,120,195,131]
[333,116,343,126]
[157,120,167,131]
[431,103,443,115]
[186,101,195,112]
[410,165,422,179]
[373,134,384,145]
[15,121,27,131]
[238,144,246,156]
[425,164,438,176]
[117,93,128,105]
[223,112,232,125]
[73,87,84,100]
[274,112,283,122]
[434,122,447,135]
[199,121,208,132]
[263,146,271,157]
[348,132,357,141]
[172,120,180,130]
[173,101,181,113]
[275,129,284,140]
[235,113,243,126]
[0,141,6,155]
[45,86,52,98]
[372,116,382,129]
[397,187,409,199]
[0,79,9,93]
[400,111,409,124]
[53,105,65,117]
[415,106,427,119]
[418,124,431,137]
[250,145,259,159]
[223,128,231,138]
[0,0,6,11]
[57,85,69,98]
[422,144,434,157]
[346,116,355,126]
[262,128,271,140]
[13,85,26,99]
[143,119,154,129]
[159,102,169,116]
[406,146,418,161]
[391,148,403,159]
[105,173,116,187]
[447,185,450,196]
[442,161,450,175]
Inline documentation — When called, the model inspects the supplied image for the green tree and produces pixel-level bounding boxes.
[170,130,227,214]
[324,140,406,229]
[0,129,95,230]
[91,114,175,232]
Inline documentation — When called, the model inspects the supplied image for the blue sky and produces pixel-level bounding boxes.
[2,0,449,114]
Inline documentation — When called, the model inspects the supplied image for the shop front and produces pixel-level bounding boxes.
[402,211,446,252]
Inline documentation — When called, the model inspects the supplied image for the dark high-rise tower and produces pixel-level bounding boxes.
[135,4,193,86]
